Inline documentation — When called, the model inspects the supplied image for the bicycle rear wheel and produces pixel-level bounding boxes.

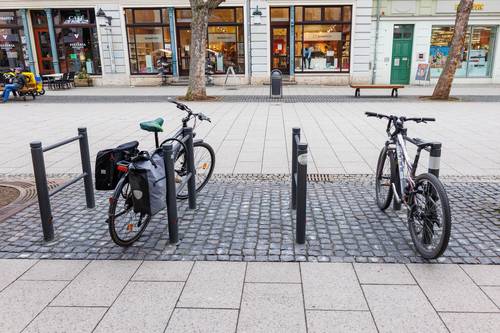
[408,173,451,259]
[108,175,151,246]
[375,146,394,210]
[175,141,215,199]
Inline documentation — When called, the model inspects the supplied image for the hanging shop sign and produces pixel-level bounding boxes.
[63,15,89,24]
[0,34,19,42]
[303,31,341,41]
[209,33,236,43]
[135,34,162,43]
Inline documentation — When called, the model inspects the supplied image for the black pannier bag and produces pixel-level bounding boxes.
[95,141,139,190]
[128,149,167,216]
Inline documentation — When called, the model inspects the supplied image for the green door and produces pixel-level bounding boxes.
[390,25,414,84]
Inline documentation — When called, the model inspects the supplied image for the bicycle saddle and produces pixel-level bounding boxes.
[139,118,164,132]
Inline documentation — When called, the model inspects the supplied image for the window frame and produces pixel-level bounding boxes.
[294,5,352,74]
[125,7,171,75]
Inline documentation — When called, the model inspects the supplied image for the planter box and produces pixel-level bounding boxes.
[74,78,93,87]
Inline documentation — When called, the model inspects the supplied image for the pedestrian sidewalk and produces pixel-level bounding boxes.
[46,83,500,97]
[0,259,499,333]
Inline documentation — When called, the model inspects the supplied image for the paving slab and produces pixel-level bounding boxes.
[460,264,500,286]
[439,313,500,333]
[237,283,306,333]
[0,259,37,291]
[306,310,377,333]
[94,281,183,333]
[23,306,107,333]
[245,262,301,283]
[178,262,245,308]
[482,286,500,308]
[51,260,141,306]
[132,261,193,281]
[354,263,415,285]
[21,259,88,281]
[363,284,447,333]
[301,263,367,310]
[0,280,67,333]
[165,308,238,333]
[407,264,499,312]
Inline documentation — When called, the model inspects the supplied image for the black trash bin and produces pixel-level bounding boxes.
[270,69,283,98]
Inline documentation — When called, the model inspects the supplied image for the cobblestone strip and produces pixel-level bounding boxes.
[0,176,498,264]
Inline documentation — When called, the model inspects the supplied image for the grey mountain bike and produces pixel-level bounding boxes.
[366,112,451,259]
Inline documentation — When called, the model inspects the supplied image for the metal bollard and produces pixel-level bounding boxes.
[30,141,54,242]
[184,127,197,210]
[163,143,179,244]
[296,142,308,244]
[291,128,300,210]
[428,142,442,178]
[78,128,95,208]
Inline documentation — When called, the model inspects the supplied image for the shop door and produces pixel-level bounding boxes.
[177,28,191,76]
[33,28,54,74]
[271,27,289,74]
[390,25,413,84]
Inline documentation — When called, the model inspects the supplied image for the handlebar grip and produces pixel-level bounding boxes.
[365,112,378,117]
[422,117,435,122]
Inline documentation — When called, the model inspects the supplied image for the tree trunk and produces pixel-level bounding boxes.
[432,0,474,99]
[185,1,209,100]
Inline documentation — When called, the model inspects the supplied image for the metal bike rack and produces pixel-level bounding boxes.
[162,126,197,244]
[290,127,308,244]
[30,128,95,242]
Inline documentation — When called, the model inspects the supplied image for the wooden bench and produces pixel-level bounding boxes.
[350,84,404,98]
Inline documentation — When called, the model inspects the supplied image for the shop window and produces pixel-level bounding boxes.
[342,6,352,22]
[430,25,495,78]
[271,8,289,22]
[304,8,321,21]
[208,25,244,73]
[236,7,243,23]
[0,10,28,71]
[126,8,172,75]
[295,6,351,73]
[295,7,303,22]
[325,7,341,21]
[53,9,101,75]
[176,9,192,23]
[209,8,234,23]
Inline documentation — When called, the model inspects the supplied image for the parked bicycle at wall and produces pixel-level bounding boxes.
[96,100,215,246]
[366,112,451,259]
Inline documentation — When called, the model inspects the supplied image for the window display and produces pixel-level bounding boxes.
[0,10,28,72]
[175,7,244,75]
[125,8,172,74]
[430,25,496,78]
[53,9,101,75]
[294,6,351,73]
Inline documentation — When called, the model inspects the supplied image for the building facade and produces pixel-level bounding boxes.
[0,0,498,86]
[372,0,500,85]
[0,0,372,85]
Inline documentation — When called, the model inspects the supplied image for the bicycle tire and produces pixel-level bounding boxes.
[408,173,451,259]
[108,175,151,246]
[176,141,215,199]
[375,146,394,210]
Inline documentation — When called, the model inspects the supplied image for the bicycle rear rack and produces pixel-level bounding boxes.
[291,128,308,244]
[30,128,95,242]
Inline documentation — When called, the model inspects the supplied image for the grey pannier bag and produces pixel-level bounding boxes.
[128,150,166,216]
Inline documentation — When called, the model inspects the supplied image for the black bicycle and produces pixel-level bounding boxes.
[108,100,215,246]
[366,112,451,259]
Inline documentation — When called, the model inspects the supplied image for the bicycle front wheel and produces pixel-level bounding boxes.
[108,175,151,246]
[375,146,394,210]
[408,173,451,259]
[175,141,215,199]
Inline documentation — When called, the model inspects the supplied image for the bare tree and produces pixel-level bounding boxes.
[432,0,474,99]
[185,0,225,100]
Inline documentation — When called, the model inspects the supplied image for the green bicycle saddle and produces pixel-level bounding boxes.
[140,118,164,132]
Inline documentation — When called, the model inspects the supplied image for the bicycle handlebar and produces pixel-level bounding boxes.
[365,112,435,123]
[168,98,211,123]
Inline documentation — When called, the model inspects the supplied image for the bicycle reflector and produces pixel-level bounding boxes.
[201,163,209,170]
[116,164,128,173]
